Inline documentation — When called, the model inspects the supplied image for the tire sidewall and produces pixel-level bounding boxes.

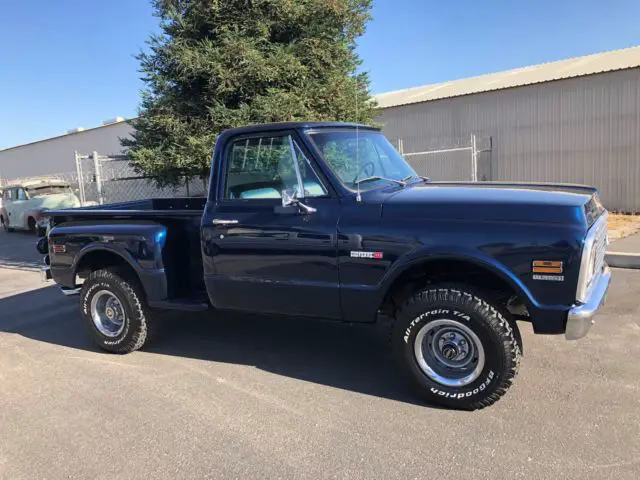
[395,297,507,405]
[80,275,140,349]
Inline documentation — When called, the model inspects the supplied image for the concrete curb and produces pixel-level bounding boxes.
[605,251,640,269]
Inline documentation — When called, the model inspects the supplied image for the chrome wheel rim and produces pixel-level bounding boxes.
[414,319,485,387]
[90,290,126,338]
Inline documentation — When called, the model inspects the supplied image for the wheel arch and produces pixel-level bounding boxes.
[378,252,537,317]
[73,246,140,285]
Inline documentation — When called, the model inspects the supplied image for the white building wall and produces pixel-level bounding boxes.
[0,121,134,181]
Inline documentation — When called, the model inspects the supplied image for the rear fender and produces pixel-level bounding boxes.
[48,222,168,302]
[70,244,168,303]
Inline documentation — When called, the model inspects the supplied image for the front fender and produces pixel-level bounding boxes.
[375,245,572,334]
[23,207,45,227]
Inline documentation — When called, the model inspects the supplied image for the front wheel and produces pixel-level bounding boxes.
[1,216,12,233]
[391,285,521,410]
[80,269,152,354]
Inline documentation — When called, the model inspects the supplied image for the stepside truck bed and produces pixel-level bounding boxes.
[46,197,207,305]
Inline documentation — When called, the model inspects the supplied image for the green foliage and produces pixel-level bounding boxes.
[122,0,377,186]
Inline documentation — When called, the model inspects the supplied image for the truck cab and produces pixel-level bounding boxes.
[40,122,611,410]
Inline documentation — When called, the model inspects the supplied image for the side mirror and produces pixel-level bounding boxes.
[281,189,317,214]
[281,189,297,208]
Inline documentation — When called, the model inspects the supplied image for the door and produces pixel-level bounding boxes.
[13,187,29,228]
[202,132,342,319]
[3,188,20,228]
[1,188,13,227]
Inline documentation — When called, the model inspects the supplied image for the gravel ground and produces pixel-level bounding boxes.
[1,232,639,479]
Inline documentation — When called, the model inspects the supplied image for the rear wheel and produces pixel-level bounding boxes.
[27,217,37,234]
[79,269,152,353]
[391,285,521,410]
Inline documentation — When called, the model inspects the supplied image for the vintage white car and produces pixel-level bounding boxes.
[0,179,81,234]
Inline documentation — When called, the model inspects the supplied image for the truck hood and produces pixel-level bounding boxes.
[380,182,601,226]
[36,193,81,210]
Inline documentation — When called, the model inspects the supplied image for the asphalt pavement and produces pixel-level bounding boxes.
[607,232,640,269]
[1,231,639,479]
[611,233,640,252]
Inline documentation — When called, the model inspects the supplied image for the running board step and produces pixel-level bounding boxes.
[149,299,209,312]
[61,287,81,296]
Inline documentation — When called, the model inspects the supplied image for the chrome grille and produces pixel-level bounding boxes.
[576,211,609,303]
[592,214,608,277]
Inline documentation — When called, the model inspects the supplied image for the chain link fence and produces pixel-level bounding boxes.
[75,152,208,205]
[391,135,493,182]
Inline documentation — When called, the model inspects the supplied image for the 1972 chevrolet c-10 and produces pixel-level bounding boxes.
[39,122,611,410]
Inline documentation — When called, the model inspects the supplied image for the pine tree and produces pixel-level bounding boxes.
[122,0,376,186]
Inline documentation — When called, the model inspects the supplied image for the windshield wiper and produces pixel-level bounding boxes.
[354,176,406,187]
[402,175,430,183]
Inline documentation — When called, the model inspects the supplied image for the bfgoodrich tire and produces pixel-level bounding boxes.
[391,285,521,410]
[80,269,151,354]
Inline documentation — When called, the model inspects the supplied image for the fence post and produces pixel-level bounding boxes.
[93,151,104,205]
[75,151,86,205]
[471,134,478,182]
[488,136,493,181]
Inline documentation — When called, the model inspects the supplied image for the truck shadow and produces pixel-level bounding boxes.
[0,285,430,407]
[151,310,430,406]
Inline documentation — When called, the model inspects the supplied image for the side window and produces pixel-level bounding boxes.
[17,188,27,200]
[5,188,14,200]
[224,135,326,200]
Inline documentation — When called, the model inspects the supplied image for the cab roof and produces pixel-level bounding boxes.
[7,178,70,188]
[219,121,379,137]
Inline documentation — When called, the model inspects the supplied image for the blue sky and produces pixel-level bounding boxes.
[1,0,640,149]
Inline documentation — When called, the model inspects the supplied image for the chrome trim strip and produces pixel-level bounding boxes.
[566,265,611,340]
[212,219,239,225]
[60,287,81,296]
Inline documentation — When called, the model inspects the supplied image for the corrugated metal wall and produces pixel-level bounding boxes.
[378,68,640,212]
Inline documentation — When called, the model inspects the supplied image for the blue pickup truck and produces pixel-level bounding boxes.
[39,122,611,410]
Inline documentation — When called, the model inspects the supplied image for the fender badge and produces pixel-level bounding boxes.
[532,274,564,282]
[350,251,384,259]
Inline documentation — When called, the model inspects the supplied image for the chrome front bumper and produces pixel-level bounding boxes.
[565,265,611,340]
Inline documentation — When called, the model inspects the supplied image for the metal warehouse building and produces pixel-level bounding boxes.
[0,119,133,184]
[375,46,640,212]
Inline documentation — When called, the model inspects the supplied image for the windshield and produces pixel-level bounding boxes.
[307,130,418,191]
[27,185,73,196]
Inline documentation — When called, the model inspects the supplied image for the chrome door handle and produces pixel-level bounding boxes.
[212,219,239,225]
